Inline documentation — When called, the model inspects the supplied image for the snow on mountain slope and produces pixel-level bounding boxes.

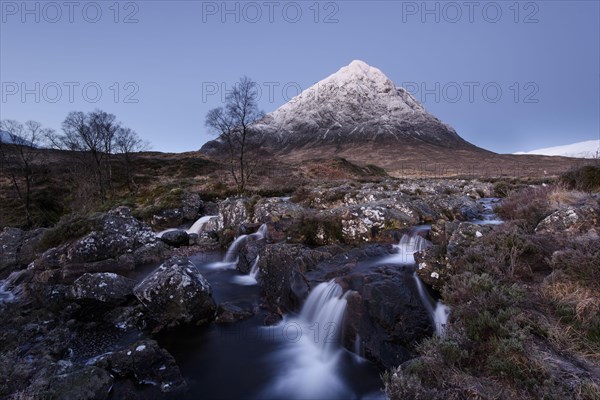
[253,60,466,149]
[202,60,474,154]
[515,140,600,159]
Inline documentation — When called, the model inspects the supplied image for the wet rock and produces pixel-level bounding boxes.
[70,273,135,304]
[215,302,255,323]
[44,365,113,400]
[133,257,216,331]
[535,204,599,235]
[93,339,186,393]
[160,230,189,247]
[258,244,344,312]
[340,267,433,370]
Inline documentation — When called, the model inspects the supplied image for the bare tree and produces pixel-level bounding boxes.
[0,119,52,226]
[60,109,122,200]
[114,127,150,191]
[205,76,265,194]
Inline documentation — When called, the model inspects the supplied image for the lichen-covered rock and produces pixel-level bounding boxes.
[414,245,447,292]
[133,257,216,331]
[160,230,189,247]
[252,197,305,223]
[33,207,170,283]
[535,205,599,235]
[446,222,494,260]
[341,204,417,242]
[70,272,135,304]
[151,192,203,229]
[66,207,157,264]
[218,197,251,230]
[93,339,186,393]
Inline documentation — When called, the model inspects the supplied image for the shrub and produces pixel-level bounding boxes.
[37,213,102,251]
[560,165,600,192]
[495,185,554,231]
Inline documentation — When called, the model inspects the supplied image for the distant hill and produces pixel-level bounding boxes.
[515,140,600,159]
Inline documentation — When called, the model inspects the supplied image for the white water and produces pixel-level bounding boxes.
[379,232,430,265]
[207,224,268,271]
[413,273,450,336]
[263,280,354,400]
[0,280,14,303]
[231,255,260,286]
[380,231,450,336]
[156,215,218,238]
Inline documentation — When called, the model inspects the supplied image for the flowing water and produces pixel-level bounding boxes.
[155,215,218,238]
[0,280,14,303]
[473,198,503,225]
[158,258,384,400]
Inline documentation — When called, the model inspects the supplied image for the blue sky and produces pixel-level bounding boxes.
[1,0,599,154]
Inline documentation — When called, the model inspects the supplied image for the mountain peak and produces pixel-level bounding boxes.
[202,61,475,155]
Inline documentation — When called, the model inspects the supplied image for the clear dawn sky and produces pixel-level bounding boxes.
[1,0,599,154]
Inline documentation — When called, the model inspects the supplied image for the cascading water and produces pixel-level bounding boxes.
[206,224,268,271]
[263,280,355,400]
[187,215,217,235]
[232,255,261,285]
[382,231,451,336]
[0,280,14,303]
[156,215,218,238]
[413,273,450,336]
[379,231,430,265]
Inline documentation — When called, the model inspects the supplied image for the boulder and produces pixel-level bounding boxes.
[160,230,189,247]
[252,197,305,223]
[70,273,135,304]
[93,339,186,393]
[218,197,251,230]
[535,204,599,235]
[33,207,170,283]
[152,208,184,229]
[258,243,344,313]
[133,257,216,331]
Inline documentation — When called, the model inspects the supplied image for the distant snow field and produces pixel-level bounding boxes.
[515,139,600,159]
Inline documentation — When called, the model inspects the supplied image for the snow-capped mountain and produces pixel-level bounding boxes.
[202,60,479,154]
[515,140,600,159]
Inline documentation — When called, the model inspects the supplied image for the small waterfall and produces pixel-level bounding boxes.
[379,230,450,336]
[298,280,349,357]
[224,234,249,263]
[155,215,217,238]
[0,280,14,303]
[263,280,353,399]
[380,232,430,265]
[232,255,261,286]
[413,273,450,336]
[187,215,217,235]
[224,224,267,263]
